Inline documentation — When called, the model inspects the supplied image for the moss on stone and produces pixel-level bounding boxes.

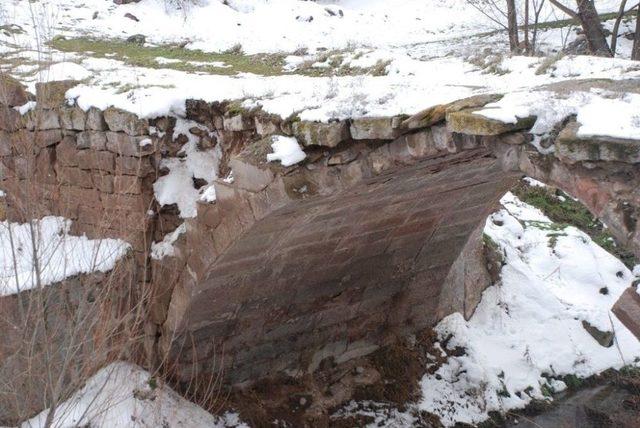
[447,109,536,136]
[512,182,636,268]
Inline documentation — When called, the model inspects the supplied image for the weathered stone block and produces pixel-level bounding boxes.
[76,131,107,150]
[35,80,78,109]
[101,192,151,212]
[255,116,280,136]
[104,107,148,135]
[0,105,23,132]
[25,108,60,130]
[556,121,640,164]
[229,157,275,192]
[0,131,11,156]
[432,124,455,152]
[613,287,640,341]
[0,74,30,107]
[447,109,536,136]
[56,136,78,166]
[350,117,399,140]
[92,173,114,193]
[86,107,108,131]
[405,129,437,158]
[293,120,350,148]
[224,114,254,132]
[34,129,63,148]
[77,150,115,171]
[57,166,93,188]
[106,132,154,157]
[115,155,155,176]
[59,106,86,131]
[114,175,142,194]
[402,94,502,130]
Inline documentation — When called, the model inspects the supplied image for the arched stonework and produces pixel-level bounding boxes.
[2,81,639,388]
[169,151,517,382]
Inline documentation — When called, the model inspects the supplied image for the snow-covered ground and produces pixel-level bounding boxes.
[21,362,246,428]
[418,190,640,426]
[1,0,639,124]
[0,216,130,296]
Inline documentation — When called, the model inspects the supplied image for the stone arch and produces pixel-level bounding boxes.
[160,108,640,384]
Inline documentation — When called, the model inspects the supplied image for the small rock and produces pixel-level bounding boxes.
[582,320,614,348]
[126,34,146,45]
[124,13,140,22]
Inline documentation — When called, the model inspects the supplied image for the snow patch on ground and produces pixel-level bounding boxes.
[418,192,640,426]
[21,361,247,428]
[266,135,306,167]
[0,216,130,296]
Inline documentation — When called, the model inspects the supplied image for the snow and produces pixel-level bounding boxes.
[266,135,306,167]
[0,216,130,296]
[2,0,639,137]
[150,222,186,260]
[152,118,222,218]
[576,93,640,140]
[21,361,247,428]
[418,191,640,427]
[475,88,640,151]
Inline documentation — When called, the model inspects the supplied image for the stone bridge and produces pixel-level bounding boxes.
[1,79,639,388]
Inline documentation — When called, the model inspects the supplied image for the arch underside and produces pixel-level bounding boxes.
[172,149,520,382]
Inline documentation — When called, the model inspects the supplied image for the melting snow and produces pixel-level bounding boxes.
[152,118,222,218]
[21,361,247,428]
[266,135,306,167]
[150,222,186,260]
[0,216,130,296]
[418,192,640,426]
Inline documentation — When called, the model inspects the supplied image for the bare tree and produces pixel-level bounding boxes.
[634,4,640,59]
[507,0,520,52]
[548,0,612,56]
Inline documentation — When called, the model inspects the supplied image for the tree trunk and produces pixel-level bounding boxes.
[576,0,613,56]
[507,0,519,52]
[633,5,640,60]
[610,0,628,55]
[524,0,531,53]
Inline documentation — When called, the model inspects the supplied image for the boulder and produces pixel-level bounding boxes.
[350,117,400,140]
[581,320,614,348]
[402,94,503,130]
[35,80,79,109]
[292,120,350,148]
[446,109,536,136]
[556,121,640,164]
[612,287,640,341]
[104,107,148,135]
[0,74,30,107]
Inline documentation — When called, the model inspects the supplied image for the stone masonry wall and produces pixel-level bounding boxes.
[2,78,639,390]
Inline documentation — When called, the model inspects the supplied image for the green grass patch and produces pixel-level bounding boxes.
[48,36,390,77]
[513,182,636,268]
[49,36,287,76]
